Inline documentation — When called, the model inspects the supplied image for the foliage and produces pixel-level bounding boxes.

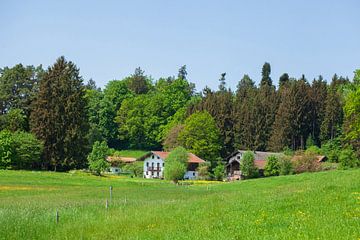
[11,131,43,169]
[163,124,184,151]
[240,151,258,179]
[30,56,89,170]
[87,141,110,175]
[127,67,151,94]
[163,146,188,183]
[293,153,322,174]
[0,130,14,169]
[178,111,221,165]
[0,108,27,132]
[264,155,280,177]
[197,162,211,180]
[305,145,322,155]
[122,161,143,177]
[278,155,293,175]
[213,162,225,181]
[321,138,342,162]
[338,147,359,169]
[342,71,360,157]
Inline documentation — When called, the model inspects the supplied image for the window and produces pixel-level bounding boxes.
[163,163,165,167]
[152,155,154,159]
[157,156,160,159]
[146,162,149,167]
[157,162,160,170]
[237,156,240,160]
[146,171,148,175]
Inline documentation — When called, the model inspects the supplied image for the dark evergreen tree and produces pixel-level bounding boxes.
[30,56,89,170]
[261,62,272,87]
[178,65,187,80]
[127,67,150,94]
[218,72,227,92]
[279,73,289,87]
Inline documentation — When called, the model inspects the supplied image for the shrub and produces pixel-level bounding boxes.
[278,155,293,175]
[264,155,280,177]
[123,161,143,177]
[282,146,294,156]
[322,138,341,162]
[87,141,110,175]
[164,146,188,183]
[305,145,322,155]
[197,162,211,180]
[213,162,225,181]
[338,147,359,169]
[293,153,321,174]
[0,130,14,169]
[12,131,43,169]
[240,151,258,179]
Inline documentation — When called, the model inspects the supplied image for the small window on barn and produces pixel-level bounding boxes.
[193,172,195,176]
[146,171,148,175]
[163,163,165,167]
[237,156,240,160]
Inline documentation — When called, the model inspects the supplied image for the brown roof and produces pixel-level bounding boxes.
[151,151,205,163]
[254,160,266,169]
[292,155,327,163]
[106,156,136,163]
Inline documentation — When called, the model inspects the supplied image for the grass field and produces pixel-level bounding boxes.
[112,150,149,159]
[0,169,359,239]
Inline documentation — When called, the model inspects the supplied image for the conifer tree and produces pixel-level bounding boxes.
[30,56,89,170]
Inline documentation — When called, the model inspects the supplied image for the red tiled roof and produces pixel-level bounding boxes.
[151,151,205,163]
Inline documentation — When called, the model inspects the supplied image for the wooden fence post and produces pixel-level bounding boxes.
[56,209,59,224]
[106,199,109,209]
[110,186,113,201]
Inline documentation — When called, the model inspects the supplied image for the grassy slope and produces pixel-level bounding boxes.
[0,170,359,240]
[113,150,149,159]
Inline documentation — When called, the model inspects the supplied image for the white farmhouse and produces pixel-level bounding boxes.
[142,151,205,180]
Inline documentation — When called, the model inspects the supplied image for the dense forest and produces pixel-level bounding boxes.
[0,56,359,171]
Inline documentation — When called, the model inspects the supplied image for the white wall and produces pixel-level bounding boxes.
[143,154,165,179]
[184,171,197,180]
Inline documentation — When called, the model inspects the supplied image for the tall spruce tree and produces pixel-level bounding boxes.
[30,57,89,170]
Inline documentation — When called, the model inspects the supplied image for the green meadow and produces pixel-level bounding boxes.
[0,169,359,240]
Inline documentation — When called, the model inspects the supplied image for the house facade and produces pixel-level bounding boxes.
[142,151,205,180]
[225,150,280,180]
[106,156,136,174]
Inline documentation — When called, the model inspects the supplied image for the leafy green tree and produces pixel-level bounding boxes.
[122,162,143,177]
[0,130,14,169]
[178,111,221,165]
[321,138,341,162]
[164,146,188,183]
[240,151,258,179]
[99,79,133,148]
[213,162,225,181]
[87,141,110,175]
[197,162,211,180]
[264,155,280,176]
[163,124,184,151]
[30,56,89,170]
[11,131,43,169]
[338,146,359,169]
[0,108,27,132]
[343,70,360,157]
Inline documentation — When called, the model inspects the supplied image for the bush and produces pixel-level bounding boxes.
[213,162,225,181]
[305,145,322,155]
[123,161,143,177]
[87,141,110,175]
[0,130,14,169]
[322,138,341,162]
[164,146,188,183]
[338,147,359,169]
[12,131,43,169]
[264,155,280,177]
[293,153,321,174]
[240,151,258,179]
[197,162,211,180]
[278,155,293,175]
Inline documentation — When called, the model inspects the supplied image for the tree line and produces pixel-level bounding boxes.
[0,56,359,171]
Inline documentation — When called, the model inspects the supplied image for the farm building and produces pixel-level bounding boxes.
[106,156,137,174]
[225,150,281,180]
[140,151,205,180]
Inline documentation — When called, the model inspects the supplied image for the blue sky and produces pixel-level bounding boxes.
[1,0,359,90]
